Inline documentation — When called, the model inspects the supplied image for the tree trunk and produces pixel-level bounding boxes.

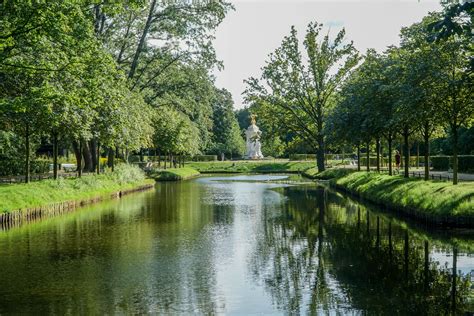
[387,134,393,176]
[366,140,370,172]
[357,144,361,171]
[424,128,430,181]
[53,131,59,180]
[90,139,98,173]
[416,142,420,169]
[452,126,459,185]
[128,0,157,80]
[107,147,115,172]
[376,138,380,172]
[400,144,403,168]
[96,141,101,175]
[78,140,83,178]
[72,141,80,171]
[316,135,325,172]
[158,149,161,167]
[403,127,409,178]
[25,123,30,183]
[82,141,93,173]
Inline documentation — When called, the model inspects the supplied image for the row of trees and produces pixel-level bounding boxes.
[329,10,472,184]
[0,1,244,182]
[244,2,472,184]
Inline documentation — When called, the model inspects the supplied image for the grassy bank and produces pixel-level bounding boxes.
[187,160,315,173]
[317,169,474,225]
[302,167,354,180]
[0,164,154,213]
[151,167,200,181]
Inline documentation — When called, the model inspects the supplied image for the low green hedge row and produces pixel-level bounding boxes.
[359,156,425,166]
[130,155,218,162]
[0,159,50,176]
[431,155,474,172]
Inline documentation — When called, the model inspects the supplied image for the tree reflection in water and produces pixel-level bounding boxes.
[250,185,473,315]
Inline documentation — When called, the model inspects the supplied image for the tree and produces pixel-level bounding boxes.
[245,22,359,171]
[398,15,447,180]
[153,107,200,168]
[209,89,245,159]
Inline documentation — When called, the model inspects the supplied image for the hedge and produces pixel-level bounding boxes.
[187,155,218,162]
[0,159,50,176]
[360,156,426,167]
[432,155,474,172]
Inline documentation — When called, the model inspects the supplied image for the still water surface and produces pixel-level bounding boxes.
[0,175,473,314]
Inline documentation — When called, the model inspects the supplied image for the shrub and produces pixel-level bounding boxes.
[0,158,50,176]
[107,164,145,184]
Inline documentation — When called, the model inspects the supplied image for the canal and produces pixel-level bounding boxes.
[0,175,472,314]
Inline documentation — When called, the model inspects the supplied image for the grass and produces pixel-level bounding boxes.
[0,164,154,213]
[151,167,200,181]
[186,160,315,173]
[322,170,474,221]
[303,167,354,180]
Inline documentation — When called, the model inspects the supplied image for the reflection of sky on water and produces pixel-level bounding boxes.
[198,174,290,314]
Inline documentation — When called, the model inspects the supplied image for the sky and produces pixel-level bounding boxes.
[212,0,442,109]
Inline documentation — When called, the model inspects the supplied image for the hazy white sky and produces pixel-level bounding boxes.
[212,0,442,109]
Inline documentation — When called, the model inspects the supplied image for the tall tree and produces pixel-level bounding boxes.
[245,22,359,171]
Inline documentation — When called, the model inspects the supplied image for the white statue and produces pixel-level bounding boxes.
[245,114,264,159]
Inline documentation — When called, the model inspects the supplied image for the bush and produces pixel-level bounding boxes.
[106,164,145,184]
[0,158,50,176]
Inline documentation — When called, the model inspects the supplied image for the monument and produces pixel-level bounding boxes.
[245,114,264,159]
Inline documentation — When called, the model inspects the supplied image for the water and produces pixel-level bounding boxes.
[0,174,472,314]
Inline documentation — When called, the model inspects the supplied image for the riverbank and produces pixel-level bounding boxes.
[310,168,474,227]
[0,165,154,215]
[151,167,201,181]
[186,160,314,173]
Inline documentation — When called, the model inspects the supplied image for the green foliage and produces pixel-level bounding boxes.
[0,159,50,177]
[0,164,151,213]
[329,10,473,183]
[209,89,245,157]
[0,0,234,177]
[153,107,200,156]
